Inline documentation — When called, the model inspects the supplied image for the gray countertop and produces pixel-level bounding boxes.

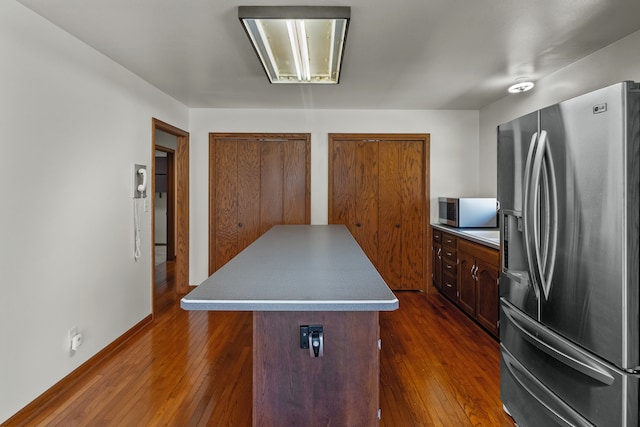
[181,225,399,312]
[431,223,500,250]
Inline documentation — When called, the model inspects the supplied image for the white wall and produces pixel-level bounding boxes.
[0,1,188,422]
[478,29,640,196]
[189,109,479,285]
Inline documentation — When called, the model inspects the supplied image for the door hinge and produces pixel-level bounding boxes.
[378,339,382,350]
[378,408,382,420]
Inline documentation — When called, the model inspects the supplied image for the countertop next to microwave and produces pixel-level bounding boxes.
[431,223,500,250]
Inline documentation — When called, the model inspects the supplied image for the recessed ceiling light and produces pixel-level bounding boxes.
[239,6,350,84]
[508,81,535,94]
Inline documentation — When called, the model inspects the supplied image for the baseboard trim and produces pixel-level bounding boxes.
[3,314,153,426]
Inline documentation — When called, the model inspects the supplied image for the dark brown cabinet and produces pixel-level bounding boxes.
[440,233,458,301]
[329,134,429,291]
[458,247,476,315]
[431,226,500,338]
[474,257,500,336]
[432,230,442,291]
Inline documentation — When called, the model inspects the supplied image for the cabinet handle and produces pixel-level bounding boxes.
[356,223,361,228]
[437,248,442,259]
[238,223,243,228]
[395,223,401,228]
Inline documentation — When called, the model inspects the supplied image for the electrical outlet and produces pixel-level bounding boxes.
[68,327,80,351]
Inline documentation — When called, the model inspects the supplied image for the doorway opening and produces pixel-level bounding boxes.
[152,119,190,318]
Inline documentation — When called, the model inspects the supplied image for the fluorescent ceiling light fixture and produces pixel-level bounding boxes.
[239,6,350,84]
[508,81,535,93]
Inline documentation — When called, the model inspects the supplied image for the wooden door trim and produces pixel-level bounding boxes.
[208,133,311,275]
[328,133,431,293]
[152,118,190,297]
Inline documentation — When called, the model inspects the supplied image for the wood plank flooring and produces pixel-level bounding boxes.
[5,286,515,426]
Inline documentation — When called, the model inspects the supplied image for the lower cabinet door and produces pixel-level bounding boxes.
[457,249,476,316]
[475,259,499,336]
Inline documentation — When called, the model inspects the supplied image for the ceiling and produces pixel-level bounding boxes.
[16,0,640,110]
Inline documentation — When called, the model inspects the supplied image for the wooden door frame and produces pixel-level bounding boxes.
[208,133,311,275]
[328,133,431,293]
[152,118,190,298]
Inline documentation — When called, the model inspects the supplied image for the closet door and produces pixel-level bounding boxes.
[399,140,425,289]
[330,140,379,265]
[378,141,425,290]
[329,134,428,291]
[209,134,310,274]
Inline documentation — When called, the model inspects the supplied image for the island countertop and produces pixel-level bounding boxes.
[181,224,399,312]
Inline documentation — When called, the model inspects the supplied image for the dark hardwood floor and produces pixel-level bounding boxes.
[5,280,515,426]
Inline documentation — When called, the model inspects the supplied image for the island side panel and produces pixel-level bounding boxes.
[253,311,380,426]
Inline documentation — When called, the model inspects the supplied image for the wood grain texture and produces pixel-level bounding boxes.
[355,141,380,266]
[259,142,284,235]
[379,292,513,427]
[209,134,310,275]
[457,238,501,337]
[4,293,514,427]
[282,139,310,224]
[328,140,356,230]
[153,118,190,294]
[378,141,403,289]
[400,141,425,289]
[253,311,379,426]
[214,139,239,271]
[458,247,477,315]
[237,140,260,253]
[329,134,428,291]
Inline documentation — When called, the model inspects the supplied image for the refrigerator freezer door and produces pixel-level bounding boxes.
[501,299,639,426]
[537,81,640,369]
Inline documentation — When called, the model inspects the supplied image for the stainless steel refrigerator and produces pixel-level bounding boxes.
[498,81,640,426]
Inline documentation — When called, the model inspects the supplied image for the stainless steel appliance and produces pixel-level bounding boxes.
[498,81,640,426]
[438,197,497,228]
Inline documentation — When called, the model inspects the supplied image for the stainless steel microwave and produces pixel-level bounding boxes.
[438,197,497,228]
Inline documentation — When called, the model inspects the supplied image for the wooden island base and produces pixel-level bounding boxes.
[254,311,380,426]
[182,226,398,426]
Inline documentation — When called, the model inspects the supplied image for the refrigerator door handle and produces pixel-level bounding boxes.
[523,132,543,300]
[524,130,558,301]
[538,131,558,298]
[501,346,596,427]
[502,300,615,386]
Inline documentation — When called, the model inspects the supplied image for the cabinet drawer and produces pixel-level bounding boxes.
[442,233,457,248]
[443,259,457,275]
[442,247,456,261]
[442,272,457,301]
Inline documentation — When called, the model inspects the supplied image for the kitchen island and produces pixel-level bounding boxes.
[181,225,398,426]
